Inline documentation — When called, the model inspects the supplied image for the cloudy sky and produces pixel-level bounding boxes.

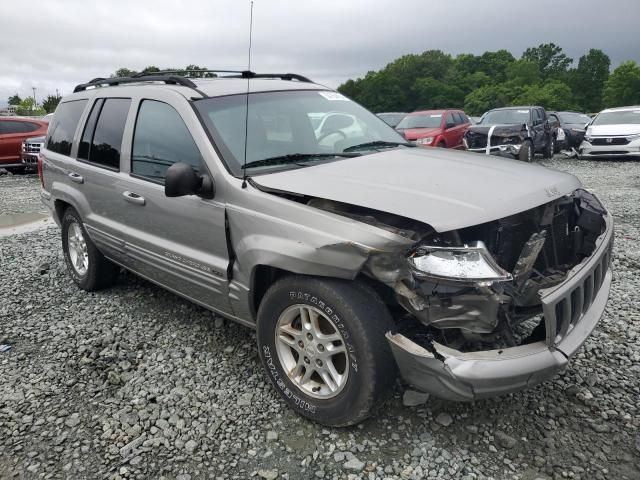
[1,0,639,106]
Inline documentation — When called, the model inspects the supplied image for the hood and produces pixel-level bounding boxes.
[252,148,581,232]
[587,124,640,136]
[25,135,46,143]
[398,127,442,141]
[467,124,524,137]
[563,123,587,130]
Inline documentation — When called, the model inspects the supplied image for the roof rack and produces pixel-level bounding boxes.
[133,70,313,83]
[73,75,198,93]
[73,70,313,94]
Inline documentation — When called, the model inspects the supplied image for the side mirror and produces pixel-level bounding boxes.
[165,162,215,199]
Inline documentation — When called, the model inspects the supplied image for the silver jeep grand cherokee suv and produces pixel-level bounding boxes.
[41,71,613,426]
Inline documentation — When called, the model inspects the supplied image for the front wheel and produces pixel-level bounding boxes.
[256,275,397,427]
[519,140,534,162]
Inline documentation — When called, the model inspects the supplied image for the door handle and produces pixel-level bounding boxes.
[68,172,84,184]
[122,191,146,206]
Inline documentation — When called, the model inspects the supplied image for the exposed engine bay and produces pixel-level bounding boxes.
[306,189,608,353]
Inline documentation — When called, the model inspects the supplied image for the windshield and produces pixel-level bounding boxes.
[481,109,530,125]
[377,113,406,127]
[195,90,406,176]
[592,110,640,126]
[396,114,442,129]
[558,112,591,124]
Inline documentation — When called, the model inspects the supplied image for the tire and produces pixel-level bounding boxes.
[256,275,397,427]
[61,207,118,291]
[437,141,446,148]
[543,135,554,159]
[519,140,534,162]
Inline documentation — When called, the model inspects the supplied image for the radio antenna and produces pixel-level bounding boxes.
[241,0,254,189]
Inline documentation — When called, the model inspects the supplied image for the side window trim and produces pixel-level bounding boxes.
[77,98,104,161]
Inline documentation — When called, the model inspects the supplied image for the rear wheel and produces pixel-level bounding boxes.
[437,141,446,148]
[61,207,118,291]
[519,140,534,162]
[256,275,397,426]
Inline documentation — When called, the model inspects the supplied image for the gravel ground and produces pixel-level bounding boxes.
[0,173,47,217]
[1,160,639,480]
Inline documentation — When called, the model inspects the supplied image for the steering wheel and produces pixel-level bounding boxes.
[317,130,347,143]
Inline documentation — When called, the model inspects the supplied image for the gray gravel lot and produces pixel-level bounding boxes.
[1,159,639,480]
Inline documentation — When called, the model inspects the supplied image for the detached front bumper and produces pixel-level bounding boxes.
[579,140,640,158]
[387,213,614,401]
[465,144,521,158]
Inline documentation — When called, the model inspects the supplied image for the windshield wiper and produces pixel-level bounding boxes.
[243,152,360,169]
[343,140,416,152]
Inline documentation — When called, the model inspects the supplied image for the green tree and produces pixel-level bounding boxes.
[15,97,45,116]
[512,80,575,110]
[570,49,610,112]
[506,60,541,86]
[112,67,137,78]
[42,94,62,114]
[522,43,572,79]
[602,61,640,108]
[413,77,465,109]
[8,94,21,106]
[464,84,514,115]
[477,50,516,82]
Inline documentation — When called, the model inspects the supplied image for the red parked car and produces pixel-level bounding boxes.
[0,117,49,171]
[396,109,471,149]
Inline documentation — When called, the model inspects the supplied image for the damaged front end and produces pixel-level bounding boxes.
[361,189,614,400]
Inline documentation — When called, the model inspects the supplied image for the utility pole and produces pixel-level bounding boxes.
[31,87,36,113]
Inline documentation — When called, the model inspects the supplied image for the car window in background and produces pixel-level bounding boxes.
[453,112,464,125]
[592,110,640,125]
[397,114,442,129]
[481,109,530,125]
[558,113,592,124]
[377,113,406,127]
[47,100,88,156]
[195,89,405,177]
[132,100,202,181]
[81,98,130,169]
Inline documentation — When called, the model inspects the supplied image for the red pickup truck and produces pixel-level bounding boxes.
[0,117,49,172]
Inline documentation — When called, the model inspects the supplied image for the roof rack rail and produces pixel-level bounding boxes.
[134,70,313,83]
[73,75,198,93]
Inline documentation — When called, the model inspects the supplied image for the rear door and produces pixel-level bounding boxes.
[531,108,546,151]
[112,96,231,314]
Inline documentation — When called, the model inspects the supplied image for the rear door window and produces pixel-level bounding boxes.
[47,100,88,156]
[79,98,130,170]
[131,100,202,182]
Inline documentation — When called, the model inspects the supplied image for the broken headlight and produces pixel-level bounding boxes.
[408,241,512,284]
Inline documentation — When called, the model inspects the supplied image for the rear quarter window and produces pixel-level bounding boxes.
[47,100,88,156]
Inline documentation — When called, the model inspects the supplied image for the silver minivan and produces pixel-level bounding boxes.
[41,72,613,426]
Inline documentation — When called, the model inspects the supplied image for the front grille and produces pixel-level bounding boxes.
[466,133,487,149]
[542,234,612,345]
[591,137,629,146]
[24,144,41,153]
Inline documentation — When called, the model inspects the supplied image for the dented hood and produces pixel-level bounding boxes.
[252,147,581,232]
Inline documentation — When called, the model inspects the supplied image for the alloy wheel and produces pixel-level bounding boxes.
[275,304,349,399]
[67,222,89,276]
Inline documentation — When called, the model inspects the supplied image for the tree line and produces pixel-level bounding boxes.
[8,94,61,115]
[337,43,640,115]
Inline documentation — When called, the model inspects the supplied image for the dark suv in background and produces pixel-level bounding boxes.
[464,106,554,161]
